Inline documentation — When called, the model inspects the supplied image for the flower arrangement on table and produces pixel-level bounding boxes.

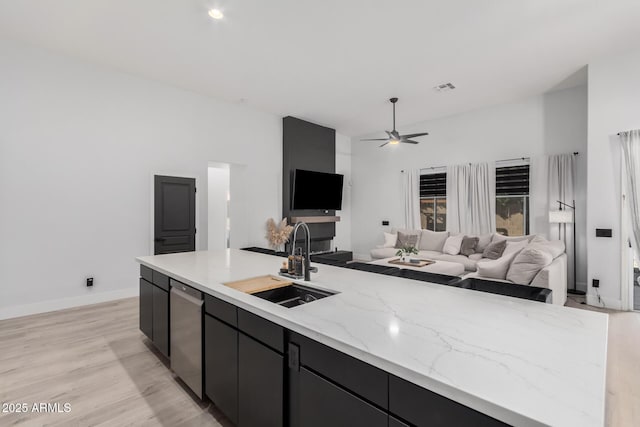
[395,245,419,262]
[265,218,293,252]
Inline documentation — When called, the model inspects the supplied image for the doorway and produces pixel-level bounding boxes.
[208,163,231,251]
[154,175,196,255]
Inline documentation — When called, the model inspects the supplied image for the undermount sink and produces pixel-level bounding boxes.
[252,283,337,308]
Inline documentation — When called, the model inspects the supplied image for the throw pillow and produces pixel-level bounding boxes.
[418,230,449,252]
[460,236,479,256]
[383,232,397,248]
[476,252,518,280]
[474,234,493,253]
[528,235,565,259]
[482,239,507,260]
[506,247,554,284]
[442,234,464,255]
[395,231,419,249]
[502,240,529,258]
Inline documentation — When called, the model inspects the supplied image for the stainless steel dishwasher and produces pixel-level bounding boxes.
[170,279,203,399]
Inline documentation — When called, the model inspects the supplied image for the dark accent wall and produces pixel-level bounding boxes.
[282,116,336,250]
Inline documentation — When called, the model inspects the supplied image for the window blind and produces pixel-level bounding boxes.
[496,165,529,195]
[419,173,446,198]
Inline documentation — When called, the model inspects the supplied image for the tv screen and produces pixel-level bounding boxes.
[292,169,344,210]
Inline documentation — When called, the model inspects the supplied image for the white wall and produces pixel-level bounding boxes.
[587,47,640,310]
[351,86,588,285]
[0,39,283,318]
[207,164,230,251]
[334,133,352,250]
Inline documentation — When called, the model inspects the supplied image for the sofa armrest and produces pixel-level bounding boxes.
[530,253,567,305]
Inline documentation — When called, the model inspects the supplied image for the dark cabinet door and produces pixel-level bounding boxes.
[205,314,238,425]
[152,286,170,358]
[238,333,283,427]
[139,278,153,340]
[299,367,387,427]
[154,175,196,254]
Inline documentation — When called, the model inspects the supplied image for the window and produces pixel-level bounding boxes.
[495,164,530,236]
[420,172,446,231]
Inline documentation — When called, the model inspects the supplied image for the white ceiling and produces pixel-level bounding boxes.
[1,1,639,136]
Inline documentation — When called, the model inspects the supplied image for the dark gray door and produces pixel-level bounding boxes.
[154,175,196,255]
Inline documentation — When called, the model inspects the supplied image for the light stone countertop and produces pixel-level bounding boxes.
[137,249,608,427]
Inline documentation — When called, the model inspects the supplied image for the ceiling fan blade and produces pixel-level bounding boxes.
[379,142,390,148]
[400,132,429,139]
[361,138,389,141]
[402,139,421,144]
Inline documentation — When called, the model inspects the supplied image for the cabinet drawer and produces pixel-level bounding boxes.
[299,367,387,427]
[152,270,170,291]
[238,309,284,353]
[140,265,153,283]
[204,294,237,327]
[389,375,509,427]
[291,332,388,409]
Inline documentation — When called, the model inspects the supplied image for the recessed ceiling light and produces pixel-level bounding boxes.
[208,9,224,20]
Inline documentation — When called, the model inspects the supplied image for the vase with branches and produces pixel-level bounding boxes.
[265,218,293,253]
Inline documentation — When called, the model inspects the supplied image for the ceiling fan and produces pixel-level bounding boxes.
[361,97,429,147]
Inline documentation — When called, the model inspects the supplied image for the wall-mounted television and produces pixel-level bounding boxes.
[292,169,344,210]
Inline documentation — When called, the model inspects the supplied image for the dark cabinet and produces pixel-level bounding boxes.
[298,367,387,427]
[204,314,238,425]
[139,278,153,340]
[152,286,169,358]
[389,375,509,427]
[238,333,284,427]
[139,267,170,358]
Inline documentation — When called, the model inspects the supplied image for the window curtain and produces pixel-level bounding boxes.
[620,130,640,260]
[446,162,496,234]
[402,169,421,230]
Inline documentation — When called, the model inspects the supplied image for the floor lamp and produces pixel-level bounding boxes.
[549,200,584,295]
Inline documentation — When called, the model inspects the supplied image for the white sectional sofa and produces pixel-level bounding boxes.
[370,228,567,305]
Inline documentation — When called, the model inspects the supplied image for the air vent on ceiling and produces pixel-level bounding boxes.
[433,82,456,92]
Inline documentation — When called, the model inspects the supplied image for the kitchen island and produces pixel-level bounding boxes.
[136,249,607,427]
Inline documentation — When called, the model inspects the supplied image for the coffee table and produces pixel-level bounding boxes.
[369,257,465,276]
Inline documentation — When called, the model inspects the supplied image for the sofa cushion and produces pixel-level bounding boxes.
[528,235,565,259]
[418,230,449,252]
[395,231,420,249]
[491,233,533,244]
[370,247,398,259]
[433,254,478,271]
[460,236,479,256]
[482,239,507,260]
[468,253,484,261]
[475,234,494,253]
[502,240,529,258]
[476,253,517,280]
[506,247,554,285]
[417,250,442,259]
[383,232,397,248]
[443,234,464,255]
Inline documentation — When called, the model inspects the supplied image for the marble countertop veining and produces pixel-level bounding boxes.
[136,249,608,427]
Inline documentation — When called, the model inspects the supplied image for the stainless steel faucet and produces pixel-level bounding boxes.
[291,222,317,281]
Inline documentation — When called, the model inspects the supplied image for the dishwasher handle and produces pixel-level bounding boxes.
[170,279,203,303]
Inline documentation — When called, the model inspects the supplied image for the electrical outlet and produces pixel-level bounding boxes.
[87,277,94,287]
[592,279,599,288]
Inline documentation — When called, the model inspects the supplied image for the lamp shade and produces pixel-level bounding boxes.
[549,210,573,223]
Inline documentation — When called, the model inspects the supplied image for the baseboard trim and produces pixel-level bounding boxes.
[586,293,622,310]
[0,288,139,321]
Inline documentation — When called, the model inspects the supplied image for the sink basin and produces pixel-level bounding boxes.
[252,283,337,308]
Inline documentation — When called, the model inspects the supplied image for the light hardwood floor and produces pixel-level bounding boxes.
[0,297,638,426]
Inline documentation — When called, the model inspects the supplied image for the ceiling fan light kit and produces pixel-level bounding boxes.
[361,98,429,147]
